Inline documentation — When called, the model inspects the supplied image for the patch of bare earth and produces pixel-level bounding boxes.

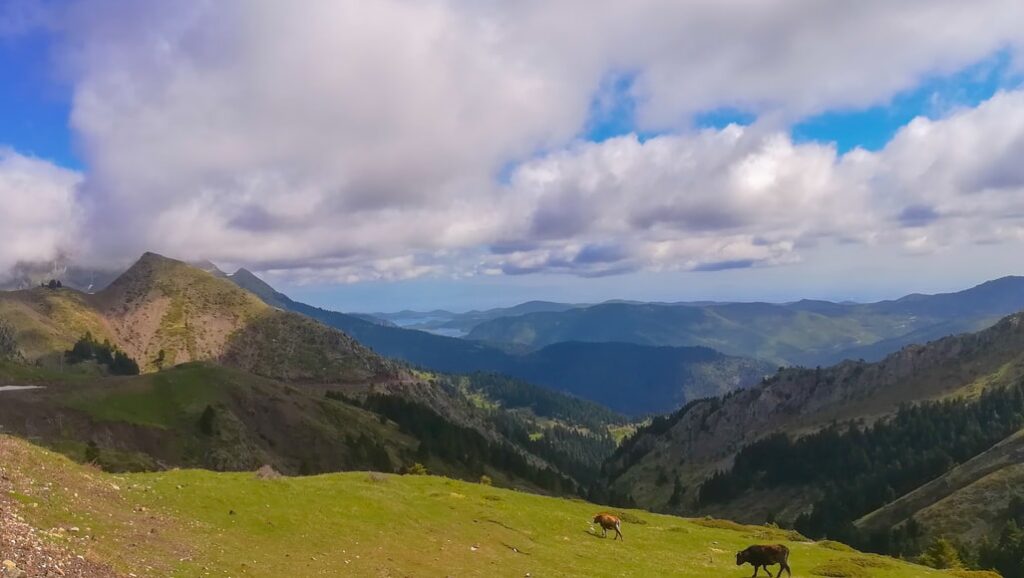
[0,462,121,576]
[0,437,190,577]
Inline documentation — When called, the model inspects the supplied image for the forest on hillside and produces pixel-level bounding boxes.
[697,381,1024,574]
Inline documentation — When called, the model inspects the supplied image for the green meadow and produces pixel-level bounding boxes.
[1,436,986,577]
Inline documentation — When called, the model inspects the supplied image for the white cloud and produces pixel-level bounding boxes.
[29,0,1024,280]
[0,149,83,276]
[488,90,1024,275]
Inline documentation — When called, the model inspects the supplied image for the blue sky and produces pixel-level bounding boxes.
[3,1,1024,312]
[0,28,80,168]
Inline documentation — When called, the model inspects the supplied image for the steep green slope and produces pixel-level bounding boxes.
[467,277,1024,366]
[857,429,1024,543]
[0,435,970,578]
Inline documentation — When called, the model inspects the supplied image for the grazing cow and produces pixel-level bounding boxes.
[736,544,791,577]
[592,513,623,541]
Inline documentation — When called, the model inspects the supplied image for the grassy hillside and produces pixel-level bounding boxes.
[0,362,422,475]
[0,435,974,578]
[0,287,114,362]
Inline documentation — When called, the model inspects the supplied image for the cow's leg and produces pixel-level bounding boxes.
[779,561,791,577]
[751,565,760,578]
[614,526,623,541]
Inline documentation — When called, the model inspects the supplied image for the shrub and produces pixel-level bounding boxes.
[405,463,428,476]
[918,538,964,569]
[479,475,493,486]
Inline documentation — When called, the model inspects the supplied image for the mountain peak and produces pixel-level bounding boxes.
[189,259,228,278]
[229,268,291,309]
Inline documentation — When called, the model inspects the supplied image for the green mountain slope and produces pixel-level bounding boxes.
[605,313,1024,520]
[0,286,115,362]
[0,435,971,578]
[466,277,1024,366]
[857,429,1024,543]
[0,360,580,494]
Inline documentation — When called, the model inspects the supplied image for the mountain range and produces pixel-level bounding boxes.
[464,277,1024,366]
[228,267,771,415]
[4,251,1024,570]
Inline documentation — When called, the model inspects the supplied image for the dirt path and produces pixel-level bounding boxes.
[0,440,122,578]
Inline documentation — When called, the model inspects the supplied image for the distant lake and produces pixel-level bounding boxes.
[426,328,468,338]
[0,385,45,392]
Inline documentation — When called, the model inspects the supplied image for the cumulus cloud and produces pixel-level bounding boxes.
[0,149,82,276]
[21,0,1024,280]
[487,90,1024,275]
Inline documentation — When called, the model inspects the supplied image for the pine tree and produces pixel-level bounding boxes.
[918,538,963,569]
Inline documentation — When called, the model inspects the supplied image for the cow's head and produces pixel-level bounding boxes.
[736,550,748,566]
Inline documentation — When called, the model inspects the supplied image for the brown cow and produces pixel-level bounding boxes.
[592,513,623,540]
[736,544,791,577]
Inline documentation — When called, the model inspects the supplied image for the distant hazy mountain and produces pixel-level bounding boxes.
[374,301,583,336]
[228,270,770,414]
[467,276,1024,366]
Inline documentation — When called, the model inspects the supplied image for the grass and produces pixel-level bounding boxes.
[0,288,113,361]
[64,364,227,429]
[1,436,968,578]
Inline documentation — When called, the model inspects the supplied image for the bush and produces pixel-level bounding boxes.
[405,463,428,476]
[918,538,964,569]
[479,475,493,486]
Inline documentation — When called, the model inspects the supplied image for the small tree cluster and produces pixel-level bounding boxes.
[42,279,63,290]
[65,332,140,375]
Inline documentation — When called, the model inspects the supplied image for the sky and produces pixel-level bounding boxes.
[2,0,1024,312]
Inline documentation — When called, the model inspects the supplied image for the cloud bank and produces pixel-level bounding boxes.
[0,149,82,277]
[3,0,1024,281]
